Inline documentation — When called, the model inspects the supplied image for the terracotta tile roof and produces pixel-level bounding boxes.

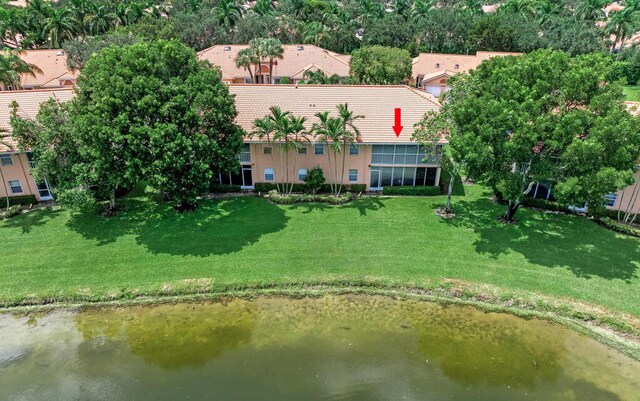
[198,44,351,80]
[0,88,74,152]
[2,49,78,89]
[412,51,520,80]
[229,85,440,143]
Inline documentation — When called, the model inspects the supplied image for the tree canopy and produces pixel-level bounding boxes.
[445,49,640,221]
[350,45,412,84]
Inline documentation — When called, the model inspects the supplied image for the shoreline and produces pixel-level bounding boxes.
[3,281,640,362]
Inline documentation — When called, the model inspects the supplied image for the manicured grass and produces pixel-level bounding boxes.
[1,185,639,316]
[623,85,640,101]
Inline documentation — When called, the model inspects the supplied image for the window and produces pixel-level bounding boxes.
[604,193,618,207]
[298,168,308,181]
[348,169,358,182]
[263,146,272,155]
[264,168,275,181]
[350,144,359,155]
[297,146,307,155]
[8,180,22,194]
[314,143,324,155]
[0,153,13,166]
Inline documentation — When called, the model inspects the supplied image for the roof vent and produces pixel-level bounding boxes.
[223,46,232,51]
[454,64,460,69]
[435,63,440,68]
[297,46,305,51]
[56,50,65,56]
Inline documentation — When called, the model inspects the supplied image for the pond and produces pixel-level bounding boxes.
[1,295,639,401]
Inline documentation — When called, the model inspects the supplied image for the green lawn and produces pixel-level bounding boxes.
[624,85,640,101]
[1,185,639,315]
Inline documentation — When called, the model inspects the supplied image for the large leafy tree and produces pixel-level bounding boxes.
[447,50,640,222]
[72,40,244,210]
[350,45,412,84]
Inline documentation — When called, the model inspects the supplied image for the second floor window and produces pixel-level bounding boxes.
[314,143,324,155]
[263,147,272,155]
[0,153,13,166]
[350,144,359,155]
[298,147,307,155]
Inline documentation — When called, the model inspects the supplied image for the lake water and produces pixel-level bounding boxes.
[0,295,639,401]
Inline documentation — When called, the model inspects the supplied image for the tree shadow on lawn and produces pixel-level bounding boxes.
[443,198,640,282]
[1,207,63,234]
[289,196,386,216]
[67,197,289,256]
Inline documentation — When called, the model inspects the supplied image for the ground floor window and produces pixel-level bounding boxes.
[264,168,275,181]
[216,166,253,187]
[349,169,358,182]
[604,193,617,207]
[370,166,437,188]
[9,180,23,194]
[298,168,308,181]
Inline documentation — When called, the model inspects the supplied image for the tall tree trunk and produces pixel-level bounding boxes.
[333,148,339,195]
[502,200,520,223]
[445,174,454,213]
[269,58,274,84]
[0,166,9,211]
[109,187,117,210]
[338,140,346,196]
[326,146,334,195]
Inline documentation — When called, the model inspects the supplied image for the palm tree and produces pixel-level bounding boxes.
[312,111,344,195]
[235,47,258,83]
[0,51,43,89]
[535,0,562,24]
[251,0,276,16]
[574,0,607,21]
[212,0,244,28]
[252,115,282,192]
[358,0,385,26]
[501,0,537,18]
[287,115,310,194]
[263,38,284,84]
[303,22,330,47]
[607,0,640,55]
[42,8,77,48]
[84,4,116,35]
[411,0,434,22]
[0,6,26,48]
[336,103,363,196]
[460,0,484,16]
[0,129,13,211]
[249,38,268,83]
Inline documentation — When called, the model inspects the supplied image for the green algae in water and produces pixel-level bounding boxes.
[0,295,639,401]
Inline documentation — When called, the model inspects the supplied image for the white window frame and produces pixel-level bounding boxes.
[314,143,324,155]
[263,146,273,155]
[348,169,358,182]
[0,153,13,166]
[264,168,275,181]
[8,180,23,194]
[298,168,308,181]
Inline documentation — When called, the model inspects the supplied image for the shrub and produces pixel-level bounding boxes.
[6,195,37,206]
[304,166,326,194]
[57,188,98,213]
[521,197,571,213]
[598,217,640,238]
[279,77,291,84]
[264,190,352,205]
[383,186,441,196]
[210,184,241,193]
[345,184,366,193]
[255,182,367,194]
[0,205,22,220]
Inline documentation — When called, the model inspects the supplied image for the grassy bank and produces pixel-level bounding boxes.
[624,85,640,101]
[1,185,639,318]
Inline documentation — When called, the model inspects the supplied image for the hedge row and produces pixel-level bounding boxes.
[210,184,242,193]
[254,182,366,194]
[520,197,570,213]
[597,217,640,238]
[264,190,352,205]
[5,195,37,206]
[382,186,442,196]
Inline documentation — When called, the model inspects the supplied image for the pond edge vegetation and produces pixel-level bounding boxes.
[4,280,640,363]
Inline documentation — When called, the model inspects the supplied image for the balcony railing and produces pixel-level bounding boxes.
[371,154,441,165]
[238,152,251,163]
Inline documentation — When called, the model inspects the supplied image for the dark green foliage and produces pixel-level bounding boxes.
[255,182,365,193]
[382,186,442,196]
[6,195,37,207]
[521,197,571,213]
[303,165,326,194]
[598,217,640,238]
[350,46,412,84]
[56,187,98,213]
[210,184,242,193]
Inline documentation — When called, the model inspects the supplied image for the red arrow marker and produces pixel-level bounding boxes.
[393,108,403,137]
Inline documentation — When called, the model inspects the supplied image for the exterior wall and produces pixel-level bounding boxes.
[609,172,640,214]
[0,152,47,201]
[247,142,440,190]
